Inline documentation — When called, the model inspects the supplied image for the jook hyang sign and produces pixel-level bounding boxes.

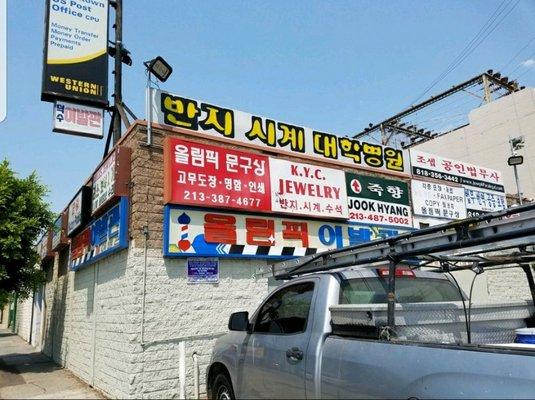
[410,149,505,193]
[411,179,466,220]
[152,90,408,175]
[163,137,271,211]
[91,146,131,215]
[70,197,129,271]
[346,173,412,228]
[42,0,109,107]
[186,258,219,284]
[270,158,348,218]
[53,101,104,138]
[164,206,411,259]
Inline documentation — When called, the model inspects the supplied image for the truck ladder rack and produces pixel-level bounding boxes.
[269,203,535,280]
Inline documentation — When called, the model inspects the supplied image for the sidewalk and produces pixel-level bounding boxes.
[0,329,105,399]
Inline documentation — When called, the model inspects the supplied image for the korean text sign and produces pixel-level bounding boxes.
[164,137,271,211]
[164,206,411,259]
[153,90,408,175]
[411,179,467,220]
[345,173,412,228]
[410,149,505,192]
[465,188,507,217]
[70,197,129,271]
[53,101,104,138]
[270,158,348,218]
[42,0,108,107]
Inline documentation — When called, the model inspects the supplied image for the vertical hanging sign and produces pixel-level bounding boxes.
[41,0,109,107]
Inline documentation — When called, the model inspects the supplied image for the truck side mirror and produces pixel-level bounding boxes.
[228,311,249,331]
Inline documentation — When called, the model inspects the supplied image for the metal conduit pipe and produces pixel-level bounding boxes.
[141,226,149,346]
[179,341,186,399]
[192,351,199,399]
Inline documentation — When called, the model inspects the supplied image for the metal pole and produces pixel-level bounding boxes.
[509,136,523,205]
[514,164,523,205]
[112,0,123,145]
[146,72,153,146]
[386,258,397,329]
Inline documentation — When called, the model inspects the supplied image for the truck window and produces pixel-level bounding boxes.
[254,282,314,334]
[340,277,462,304]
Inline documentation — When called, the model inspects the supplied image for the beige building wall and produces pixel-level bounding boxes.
[415,88,535,200]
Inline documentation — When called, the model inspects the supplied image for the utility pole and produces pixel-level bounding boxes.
[482,74,492,104]
[112,0,123,145]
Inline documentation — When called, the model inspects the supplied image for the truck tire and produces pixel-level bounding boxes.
[212,373,235,400]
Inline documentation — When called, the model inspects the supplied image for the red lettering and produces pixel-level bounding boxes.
[204,214,237,244]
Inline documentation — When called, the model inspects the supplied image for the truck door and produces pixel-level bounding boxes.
[240,281,315,399]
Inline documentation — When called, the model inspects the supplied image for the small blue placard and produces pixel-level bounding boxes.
[186,258,219,284]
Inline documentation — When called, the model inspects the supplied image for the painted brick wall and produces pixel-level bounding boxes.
[128,249,270,399]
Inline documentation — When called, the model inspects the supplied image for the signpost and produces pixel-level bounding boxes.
[91,146,131,215]
[53,101,104,139]
[270,158,348,219]
[164,206,410,259]
[67,186,91,237]
[70,197,129,271]
[41,0,109,107]
[411,179,466,220]
[345,173,412,228]
[163,137,271,211]
[152,89,409,175]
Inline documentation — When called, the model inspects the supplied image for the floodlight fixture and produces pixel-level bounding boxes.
[144,56,173,82]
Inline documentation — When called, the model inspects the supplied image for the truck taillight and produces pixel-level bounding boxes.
[377,267,415,278]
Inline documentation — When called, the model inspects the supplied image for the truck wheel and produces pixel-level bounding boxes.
[212,373,235,400]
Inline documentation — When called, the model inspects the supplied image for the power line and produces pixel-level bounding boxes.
[410,0,519,105]
[500,35,535,72]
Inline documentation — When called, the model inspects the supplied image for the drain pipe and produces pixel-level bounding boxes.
[179,341,186,399]
[141,226,149,346]
[192,351,199,399]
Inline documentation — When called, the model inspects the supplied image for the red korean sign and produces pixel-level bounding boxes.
[164,137,271,211]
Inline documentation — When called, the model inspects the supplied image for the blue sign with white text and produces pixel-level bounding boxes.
[187,258,219,283]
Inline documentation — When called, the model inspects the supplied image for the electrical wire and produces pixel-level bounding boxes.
[410,0,519,105]
[501,36,535,72]
[467,272,479,339]
[447,271,472,344]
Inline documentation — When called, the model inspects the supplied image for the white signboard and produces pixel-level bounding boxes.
[92,151,116,212]
[269,158,348,218]
[67,190,83,235]
[151,89,409,175]
[411,179,466,220]
[465,187,507,217]
[410,149,505,193]
[53,101,104,138]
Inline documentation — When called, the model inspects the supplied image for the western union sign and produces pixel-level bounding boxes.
[41,0,109,107]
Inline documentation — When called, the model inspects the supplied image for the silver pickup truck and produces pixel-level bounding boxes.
[206,267,535,399]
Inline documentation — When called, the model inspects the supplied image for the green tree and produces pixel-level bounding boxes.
[0,160,54,306]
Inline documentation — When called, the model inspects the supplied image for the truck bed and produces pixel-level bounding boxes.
[330,300,535,344]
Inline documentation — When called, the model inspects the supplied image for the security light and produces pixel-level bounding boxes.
[144,56,173,82]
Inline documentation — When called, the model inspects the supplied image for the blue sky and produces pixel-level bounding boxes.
[1,0,535,212]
